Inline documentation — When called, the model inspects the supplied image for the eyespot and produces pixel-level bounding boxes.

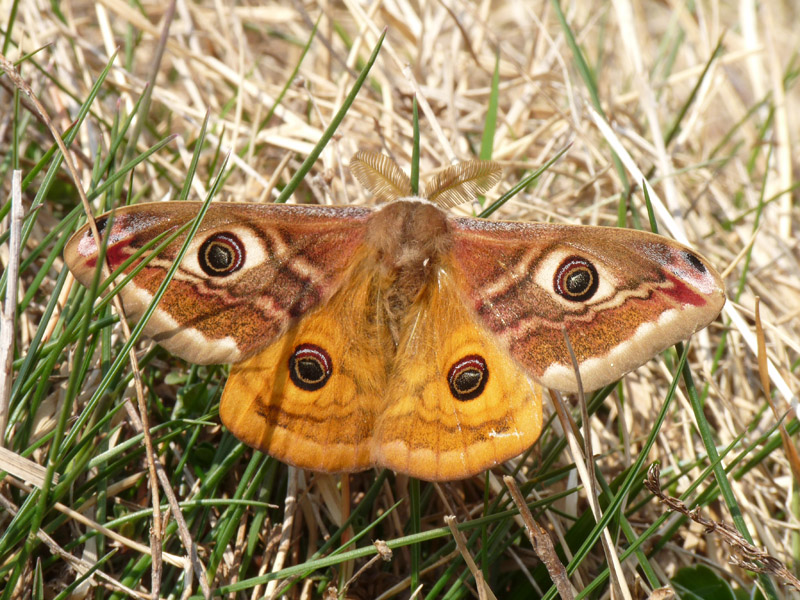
[198,232,245,276]
[447,355,488,401]
[288,344,333,391]
[553,256,599,302]
[94,216,109,238]
[683,251,706,274]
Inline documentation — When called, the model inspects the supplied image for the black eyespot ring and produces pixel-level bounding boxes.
[683,251,706,274]
[447,355,489,401]
[198,232,245,276]
[554,256,599,302]
[94,216,109,238]
[288,344,333,391]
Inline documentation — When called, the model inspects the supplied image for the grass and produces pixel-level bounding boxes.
[1,1,799,598]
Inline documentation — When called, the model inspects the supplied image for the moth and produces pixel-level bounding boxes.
[65,150,725,481]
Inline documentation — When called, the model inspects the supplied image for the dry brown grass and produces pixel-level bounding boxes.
[1,0,799,598]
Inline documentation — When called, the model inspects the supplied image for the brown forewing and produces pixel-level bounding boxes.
[64,202,373,363]
[449,218,725,392]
